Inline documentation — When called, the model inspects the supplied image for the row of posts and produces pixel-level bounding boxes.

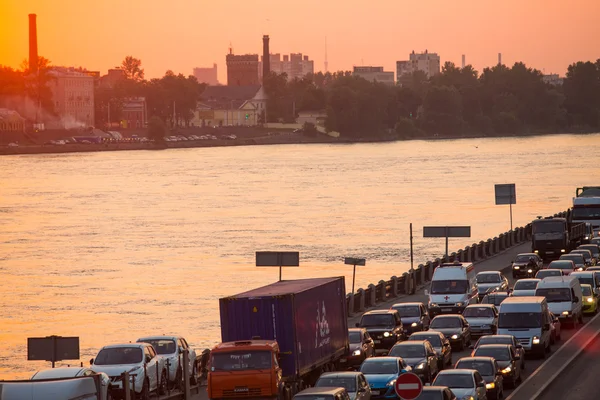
[345,211,568,316]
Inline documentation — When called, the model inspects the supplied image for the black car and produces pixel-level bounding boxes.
[472,344,522,387]
[408,331,452,370]
[355,310,405,353]
[512,253,543,279]
[388,340,439,383]
[470,335,526,370]
[390,302,430,335]
[343,328,375,368]
[429,315,471,351]
[455,357,503,400]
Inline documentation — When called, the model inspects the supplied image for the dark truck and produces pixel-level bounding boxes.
[208,277,349,400]
[531,215,586,260]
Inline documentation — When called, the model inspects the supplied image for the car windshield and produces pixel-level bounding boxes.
[94,347,142,365]
[463,307,494,318]
[349,331,362,343]
[360,360,398,375]
[431,317,461,329]
[433,374,474,389]
[515,255,536,263]
[481,294,509,306]
[474,347,510,361]
[532,221,564,234]
[582,286,593,296]
[572,206,600,219]
[477,274,501,283]
[211,351,272,371]
[456,360,494,376]
[316,377,356,392]
[477,337,512,347]
[514,281,539,290]
[574,277,594,287]
[536,270,561,279]
[498,312,542,329]
[360,314,394,327]
[535,288,572,302]
[431,280,468,294]
[579,246,599,257]
[140,339,176,355]
[572,251,591,260]
[409,334,441,347]
[389,345,425,358]
[549,261,575,270]
[393,305,420,318]
[559,255,584,264]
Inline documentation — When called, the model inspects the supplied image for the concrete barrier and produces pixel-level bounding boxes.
[344,211,566,316]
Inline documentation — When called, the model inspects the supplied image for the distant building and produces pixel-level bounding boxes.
[396,50,441,81]
[0,108,26,132]
[297,110,327,127]
[99,68,126,88]
[193,85,267,126]
[226,54,259,86]
[259,53,314,81]
[47,67,96,128]
[543,74,564,86]
[121,97,147,129]
[193,64,219,85]
[353,66,395,85]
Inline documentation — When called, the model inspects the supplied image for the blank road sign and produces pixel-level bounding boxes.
[27,336,80,362]
[423,226,471,238]
[495,183,517,205]
[344,257,366,266]
[256,251,300,267]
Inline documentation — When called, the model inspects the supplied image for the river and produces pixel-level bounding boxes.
[1,133,599,378]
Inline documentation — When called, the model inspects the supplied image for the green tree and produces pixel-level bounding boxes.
[147,116,166,142]
[121,56,145,82]
[421,86,464,136]
[563,61,600,128]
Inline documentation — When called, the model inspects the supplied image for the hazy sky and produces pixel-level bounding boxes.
[2,0,599,83]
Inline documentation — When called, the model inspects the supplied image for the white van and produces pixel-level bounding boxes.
[497,296,552,357]
[570,271,600,296]
[534,276,583,327]
[425,262,478,317]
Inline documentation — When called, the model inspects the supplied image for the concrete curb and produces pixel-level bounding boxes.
[506,311,600,400]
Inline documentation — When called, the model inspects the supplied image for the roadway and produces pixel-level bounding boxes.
[161,242,590,400]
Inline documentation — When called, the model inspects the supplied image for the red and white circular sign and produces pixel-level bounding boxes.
[394,372,423,400]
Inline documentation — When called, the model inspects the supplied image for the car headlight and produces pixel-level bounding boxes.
[386,379,396,387]
[353,349,361,356]
[456,302,463,307]
[513,266,520,269]
[562,311,569,315]
[411,322,418,327]
[588,297,594,303]
[429,303,438,308]
[451,334,459,339]
[502,366,512,374]
[561,249,566,253]
[486,382,495,389]
[532,336,540,345]
[534,250,539,253]
[577,267,584,271]
[528,269,533,273]
[383,332,391,337]
[415,363,425,370]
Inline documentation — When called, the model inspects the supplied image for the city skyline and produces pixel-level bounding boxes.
[1,0,599,83]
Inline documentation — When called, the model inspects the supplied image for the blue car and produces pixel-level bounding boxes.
[359,356,412,399]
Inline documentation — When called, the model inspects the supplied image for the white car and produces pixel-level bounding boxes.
[90,343,167,400]
[137,335,199,386]
[475,271,509,300]
[511,278,541,297]
[31,367,111,400]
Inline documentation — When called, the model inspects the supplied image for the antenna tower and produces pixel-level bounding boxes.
[324,37,329,73]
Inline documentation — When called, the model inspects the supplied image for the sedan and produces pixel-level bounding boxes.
[511,253,543,279]
[359,357,411,399]
[416,386,457,400]
[535,269,564,279]
[388,341,439,383]
[455,357,503,400]
[571,249,595,267]
[470,334,526,370]
[472,344,522,388]
[407,331,452,370]
[390,302,430,335]
[431,369,487,400]
[511,279,541,297]
[558,254,586,271]
[475,272,509,300]
[429,315,471,351]
[344,328,376,368]
[315,371,371,400]
[31,367,111,400]
[547,259,577,275]
[462,305,498,337]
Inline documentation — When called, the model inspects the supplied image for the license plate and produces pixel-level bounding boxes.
[371,390,380,395]
[441,308,452,312]
[374,340,381,344]
[340,358,346,362]
[547,251,554,254]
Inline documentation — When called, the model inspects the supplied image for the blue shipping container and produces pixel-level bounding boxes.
[219,277,349,379]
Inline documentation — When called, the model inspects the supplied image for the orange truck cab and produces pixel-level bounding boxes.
[207,340,281,399]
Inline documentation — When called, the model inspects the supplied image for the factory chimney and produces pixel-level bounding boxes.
[461,54,465,69]
[262,35,270,81]
[29,14,39,73]
[498,52,502,66]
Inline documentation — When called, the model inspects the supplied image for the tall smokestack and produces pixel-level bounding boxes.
[461,54,465,69]
[29,14,39,73]
[262,35,270,81]
[498,52,502,66]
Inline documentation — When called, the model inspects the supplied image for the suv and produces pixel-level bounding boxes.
[137,335,199,388]
[355,310,405,353]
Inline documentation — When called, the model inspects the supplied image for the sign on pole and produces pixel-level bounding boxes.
[27,336,80,368]
[495,183,517,231]
[256,251,299,281]
[423,226,471,258]
[344,257,366,294]
[394,372,423,400]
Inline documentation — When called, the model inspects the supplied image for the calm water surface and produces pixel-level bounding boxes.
[1,133,600,378]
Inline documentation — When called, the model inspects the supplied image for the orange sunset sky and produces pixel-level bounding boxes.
[1,0,599,83]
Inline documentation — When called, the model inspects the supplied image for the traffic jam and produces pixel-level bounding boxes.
[299,242,600,400]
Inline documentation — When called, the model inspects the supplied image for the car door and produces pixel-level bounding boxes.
[474,372,486,399]
[179,338,194,375]
[143,346,157,391]
[363,331,374,356]
[509,346,521,378]
[461,316,471,342]
[425,342,438,375]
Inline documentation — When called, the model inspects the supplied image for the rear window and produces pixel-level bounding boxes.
[514,281,539,290]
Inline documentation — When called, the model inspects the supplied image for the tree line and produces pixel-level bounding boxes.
[263,59,600,138]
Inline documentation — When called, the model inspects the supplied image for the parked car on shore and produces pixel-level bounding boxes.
[31,367,111,400]
[137,335,199,387]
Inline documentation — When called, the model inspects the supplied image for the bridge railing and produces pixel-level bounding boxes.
[345,211,568,317]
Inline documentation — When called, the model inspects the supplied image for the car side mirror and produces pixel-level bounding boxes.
[573,296,579,303]
[89,358,94,365]
[355,322,360,328]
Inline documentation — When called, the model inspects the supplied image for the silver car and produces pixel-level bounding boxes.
[31,367,111,400]
[462,305,498,336]
[315,371,371,400]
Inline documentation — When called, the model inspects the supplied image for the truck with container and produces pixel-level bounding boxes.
[531,214,586,260]
[572,187,600,237]
[207,277,350,400]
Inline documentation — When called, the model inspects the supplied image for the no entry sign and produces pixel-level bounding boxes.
[394,372,423,400]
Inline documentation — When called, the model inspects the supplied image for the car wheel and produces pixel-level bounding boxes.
[159,369,168,395]
[190,363,198,385]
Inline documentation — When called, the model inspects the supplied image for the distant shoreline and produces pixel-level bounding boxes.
[1,129,598,156]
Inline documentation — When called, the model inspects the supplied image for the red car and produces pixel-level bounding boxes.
[546,260,577,275]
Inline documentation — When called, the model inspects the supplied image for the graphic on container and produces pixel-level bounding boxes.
[315,301,331,348]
